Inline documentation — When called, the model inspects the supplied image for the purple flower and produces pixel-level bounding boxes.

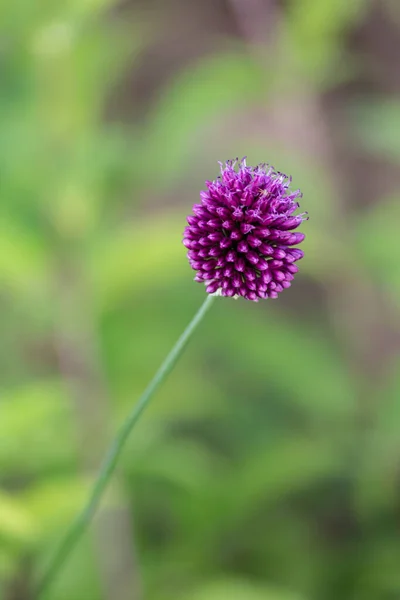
[183,158,307,301]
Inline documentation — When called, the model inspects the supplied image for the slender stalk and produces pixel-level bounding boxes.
[35,294,216,598]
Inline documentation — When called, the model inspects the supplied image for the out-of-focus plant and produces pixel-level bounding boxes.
[1,0,400,599]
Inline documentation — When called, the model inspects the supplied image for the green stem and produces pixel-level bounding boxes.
[35,294,216,598]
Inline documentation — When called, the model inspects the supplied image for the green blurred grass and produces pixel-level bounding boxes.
[1,1,400,599]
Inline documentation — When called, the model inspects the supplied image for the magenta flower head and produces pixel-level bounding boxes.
[183,158,308,301]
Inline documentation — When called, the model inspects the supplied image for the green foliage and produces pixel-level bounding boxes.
[1,0,399,599]
[283,0,369,84]
[0,382,74,476]
[135,52,266,186]
[179,579,305,600]
[351,99,400,161]
[355,194,400,305]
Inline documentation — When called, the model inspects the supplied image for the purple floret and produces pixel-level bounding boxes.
[183,158,307,301]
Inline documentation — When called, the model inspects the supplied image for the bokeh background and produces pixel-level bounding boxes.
[2,0,400,599]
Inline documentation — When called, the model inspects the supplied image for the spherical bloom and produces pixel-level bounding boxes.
[183,158,307,301]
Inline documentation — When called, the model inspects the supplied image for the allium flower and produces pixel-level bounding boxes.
[183,158,307,301]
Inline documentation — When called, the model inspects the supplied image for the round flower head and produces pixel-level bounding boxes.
[183,158,307,301]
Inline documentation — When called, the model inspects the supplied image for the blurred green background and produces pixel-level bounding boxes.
[1,0,400,598]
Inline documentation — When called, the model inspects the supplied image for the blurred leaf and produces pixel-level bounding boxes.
[0,220,49,293]
[131,439,221,492]
[182,579,304,600]
[355,358,400,517]
[137,52,266,187]
[211,303,356,419]
[0,492,37,547]
[23,479,91,538]
[62,0,126,19]
[351,99,400,161]
[284,0,368,84]
[355,536,400,598]
[225,436,343,519]
[32,23,141,137]
[0,381,74,475]
[173,435,344,550]
[91,212,186,309]
[354,194,400,305]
